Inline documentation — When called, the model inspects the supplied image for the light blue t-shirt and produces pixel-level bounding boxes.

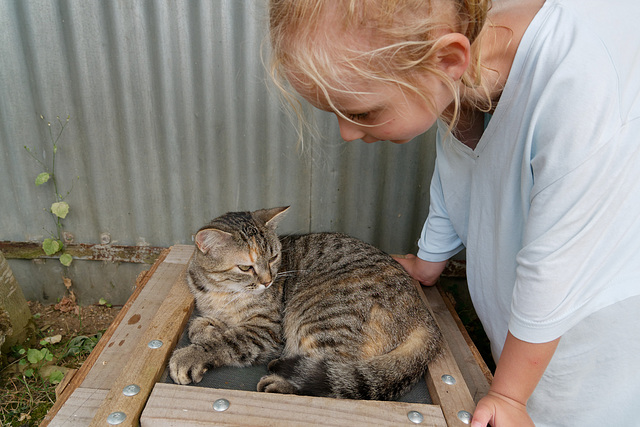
[417,0,640,425]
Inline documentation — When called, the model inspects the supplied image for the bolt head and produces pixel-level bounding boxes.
[213,398,230,412]
[441,374,456,385]
[147,339,163,349]
[107,412,126,425]
[407,410,424,424]
[457,410,473,424]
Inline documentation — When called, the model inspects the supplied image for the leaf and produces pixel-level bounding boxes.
[24,368,34,377]
[35,172,50,186]
[99,298,107,305]
[43,238,61,255]
[27,348,44,364]
[51,201,69,219]
[48,369,65,384]
[60,253,73,266]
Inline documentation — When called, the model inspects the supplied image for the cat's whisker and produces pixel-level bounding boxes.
[275,269,306,277]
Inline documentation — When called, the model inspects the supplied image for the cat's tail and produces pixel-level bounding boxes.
[260,325,442,400]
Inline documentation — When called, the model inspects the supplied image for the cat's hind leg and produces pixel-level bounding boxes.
[257,373,299,394]
[257,356,330,396]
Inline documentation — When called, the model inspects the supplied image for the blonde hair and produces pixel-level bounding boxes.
[268,0,493,141]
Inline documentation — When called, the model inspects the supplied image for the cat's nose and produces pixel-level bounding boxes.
[258,272,272,286]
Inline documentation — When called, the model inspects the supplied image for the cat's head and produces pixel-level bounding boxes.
[192,207,289,294]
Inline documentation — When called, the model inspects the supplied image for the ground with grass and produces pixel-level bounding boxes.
[0,300,120,426]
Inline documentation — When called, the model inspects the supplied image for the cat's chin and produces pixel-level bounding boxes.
[251,282,274,294]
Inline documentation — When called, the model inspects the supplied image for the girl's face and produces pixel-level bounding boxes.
[293,74,453,144]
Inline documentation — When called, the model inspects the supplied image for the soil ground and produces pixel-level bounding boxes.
[27,300,120,341]
[0,300,120,426]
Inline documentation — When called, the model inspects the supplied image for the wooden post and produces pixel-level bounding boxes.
[0,251,35,352]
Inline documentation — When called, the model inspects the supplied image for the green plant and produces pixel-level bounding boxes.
[98,298,112,308]
[11,341,63,384]
[24,115,75,267]
[63,332,102,358]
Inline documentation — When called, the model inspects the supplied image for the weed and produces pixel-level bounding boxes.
[1,313,107,426]
[24,115,77,267]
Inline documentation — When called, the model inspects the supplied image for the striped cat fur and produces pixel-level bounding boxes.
[169,207,443,400]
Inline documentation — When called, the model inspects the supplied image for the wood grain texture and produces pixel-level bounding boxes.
[415,282,478,426]
[429,285,493,399]
[47,388,108,427]
[89,248,195,426]
[41,248,170,427]
[141,383,447,427]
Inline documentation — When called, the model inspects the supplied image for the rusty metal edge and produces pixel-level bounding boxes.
[0,241,166,264]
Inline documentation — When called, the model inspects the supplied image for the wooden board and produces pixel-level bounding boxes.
[416,283,477,426]
[43,245,194,426]
[88,254,195,426]
[425,285,492,402]
[45,245,491,427]
[48,388,108,426]
[141,383,447,427]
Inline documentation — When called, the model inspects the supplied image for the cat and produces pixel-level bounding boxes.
[169,207,443,400]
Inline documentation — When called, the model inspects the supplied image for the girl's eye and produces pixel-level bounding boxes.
[237,265,253,272]
[348,112,369,122]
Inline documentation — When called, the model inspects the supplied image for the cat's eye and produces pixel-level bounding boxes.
[269,254,279,263]
[237,265,253,272]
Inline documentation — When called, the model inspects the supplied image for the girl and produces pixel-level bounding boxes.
[268,0,640,426]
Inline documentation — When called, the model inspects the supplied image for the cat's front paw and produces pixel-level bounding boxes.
[257,374,299,394]
[169,345,209,385]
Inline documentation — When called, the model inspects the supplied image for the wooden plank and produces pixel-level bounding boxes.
[48,387,108,427]
[41,248,170,427]
[415,282,477,426]
[427,285,493,401]
[89,250,195,427]
[141,383,447,427]
[81,246,194,390]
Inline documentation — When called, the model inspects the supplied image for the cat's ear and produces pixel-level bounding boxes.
[194,228,233,255]
[254,206,290,229]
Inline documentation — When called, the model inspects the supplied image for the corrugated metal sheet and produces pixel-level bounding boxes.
[0,0,438,303]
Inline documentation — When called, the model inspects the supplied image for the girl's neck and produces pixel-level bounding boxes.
[473,1,545,102]
[455,0,545,145]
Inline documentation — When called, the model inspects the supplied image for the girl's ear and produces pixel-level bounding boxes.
[432,33,471,81]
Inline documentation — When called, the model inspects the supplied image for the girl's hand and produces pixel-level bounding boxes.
[392,254,447,286]
[471,391,534,427]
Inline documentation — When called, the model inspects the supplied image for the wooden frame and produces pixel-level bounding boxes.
[41,245,491,427]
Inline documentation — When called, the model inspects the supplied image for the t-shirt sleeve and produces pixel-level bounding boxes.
[508,44,640,342]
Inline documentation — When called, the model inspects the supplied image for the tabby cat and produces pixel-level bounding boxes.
[169,207,442,400]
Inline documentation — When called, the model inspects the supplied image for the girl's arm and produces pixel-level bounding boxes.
[393,254,448,286]
[471,332,560,427]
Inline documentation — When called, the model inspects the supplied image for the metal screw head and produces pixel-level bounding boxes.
[441,374,456,385]
[148,339,163,349]
[457,410,473,424]
[107,411,126,425]
[407,411,424,424]
[213,398,230,412]
[122,384,140,396]
[100,232,112,244]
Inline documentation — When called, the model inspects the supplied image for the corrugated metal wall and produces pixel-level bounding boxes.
[0,0,438,304]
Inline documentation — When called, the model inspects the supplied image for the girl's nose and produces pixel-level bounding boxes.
[336,116,366,142]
